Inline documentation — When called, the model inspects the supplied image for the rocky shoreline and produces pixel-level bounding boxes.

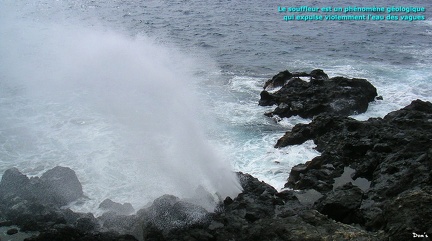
[0,69,431,240]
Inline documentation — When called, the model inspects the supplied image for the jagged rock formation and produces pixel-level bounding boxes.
[281,100,432,240]
[259,69,378,119]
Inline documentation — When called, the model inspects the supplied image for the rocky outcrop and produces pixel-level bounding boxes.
[40,166,84,205]
[314,183,364,225]
[99,199,135,215]
[0,166,85,232]
[134,173,383,241]
[263,69,329,90]
[259,69,377,118]
[280,100,432,240]
[0,166,83,207]
[135,194,211,240]
[0,167,138,241]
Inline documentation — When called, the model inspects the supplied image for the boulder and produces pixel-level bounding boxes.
[259,69,378,118]
[39,166,84,206]
[99,199,134,215]
[0,168,31,199]
[0,166,83,207]
[138,194,210,232]
[6,228,18,235]
[314,182,364,224]
[263,70,293,90]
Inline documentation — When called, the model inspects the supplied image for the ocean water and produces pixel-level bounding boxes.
[0,0,431,213]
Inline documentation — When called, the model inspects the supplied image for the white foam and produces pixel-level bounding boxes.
[0,8,241,213]
[207,75,320,190]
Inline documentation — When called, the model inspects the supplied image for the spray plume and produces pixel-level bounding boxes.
[0,5,241,212]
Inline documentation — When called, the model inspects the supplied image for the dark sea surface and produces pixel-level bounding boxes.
[0,0,431,213]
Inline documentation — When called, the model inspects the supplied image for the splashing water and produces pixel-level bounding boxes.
[0,7,241,213]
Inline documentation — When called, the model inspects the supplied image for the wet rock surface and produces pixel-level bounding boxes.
[259,69,377,118]
[99,199,135,215]
[280,99,432,240]
[0,167,139,241]
[0,166,83,207]
[0,167,383,241]
[133,173,383,241]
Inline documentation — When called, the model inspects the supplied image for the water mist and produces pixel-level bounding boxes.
[0,7,241,213]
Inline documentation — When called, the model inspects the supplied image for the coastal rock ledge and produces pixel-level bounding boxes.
[131,173,385,241]
[0,168,384,240]
[259,69,378,119]
[282,99,432,241]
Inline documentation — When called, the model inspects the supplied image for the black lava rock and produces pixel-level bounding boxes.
[314,182,364,224]
[99,199,134,215]
[0,166,139,241]
[137,173,383,241]
[39,166,84,206]
[263,70,293,90]
[280,100,432,240]
[6,228,18,235]
[0,166,83,207]
[259,69,377,118]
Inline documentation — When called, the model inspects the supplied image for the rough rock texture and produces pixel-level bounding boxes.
[40,166,84,205]
[0,166,85,231]
[99,199,135,215]
[314,183,364,225]
[137,194,211,237]
[0,167,139,241]
[0,166,83,207]
[0,168,386,241]
[263,69,329,90]
[134,173,383,241]
[281,100,432,240]
[259,70,377,118]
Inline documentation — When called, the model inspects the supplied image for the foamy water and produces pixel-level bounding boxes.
[0,12,241,213]
[1,0,431,214]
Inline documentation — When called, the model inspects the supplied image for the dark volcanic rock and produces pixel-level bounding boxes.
[259,69,377,118]
[137,194,211,238]
[263,70,293,90]
[263,69,329,90]
[0,166,83,207]
[137,173,382,241]
[6,228,18,235]
[0,167,139,241]
[280,100,432,240]
[0,168,31,199]
[309,69,329,81]
[99,199,134,215]
[382,188,432,241]
[23,225,138,241]
[39,166,83,206]
[314,183,364,224]
[0,166,86,233]
[0,167,384,241]
[98,211,138,235]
